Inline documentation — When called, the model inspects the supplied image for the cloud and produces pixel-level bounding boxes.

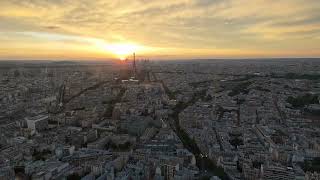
[0,0,319,59]
[43,26,60,30]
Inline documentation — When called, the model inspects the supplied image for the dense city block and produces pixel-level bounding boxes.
[0,59,320,180]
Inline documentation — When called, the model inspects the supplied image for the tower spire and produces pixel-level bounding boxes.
[133,52,137,77]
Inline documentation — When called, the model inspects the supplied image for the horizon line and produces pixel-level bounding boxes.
[0,57,320,62]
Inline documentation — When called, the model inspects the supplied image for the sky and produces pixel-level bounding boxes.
[0,0,320,60]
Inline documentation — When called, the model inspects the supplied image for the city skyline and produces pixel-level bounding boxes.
[1,59,319,179]
[1,0,320,60]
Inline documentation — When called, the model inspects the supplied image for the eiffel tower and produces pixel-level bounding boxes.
[133,52,137,78]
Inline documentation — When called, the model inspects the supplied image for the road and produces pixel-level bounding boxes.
[154,72,227,179]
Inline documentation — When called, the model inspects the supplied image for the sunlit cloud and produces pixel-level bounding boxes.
[1,31,153,60]
[0,0,319,60]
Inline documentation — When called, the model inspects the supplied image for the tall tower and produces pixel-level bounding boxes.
[133,52,137,78]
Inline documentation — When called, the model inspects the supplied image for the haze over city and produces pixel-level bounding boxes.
[1,0,320,60]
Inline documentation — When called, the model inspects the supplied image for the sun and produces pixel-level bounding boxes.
[99,42,144,60]
[94,40,147,60]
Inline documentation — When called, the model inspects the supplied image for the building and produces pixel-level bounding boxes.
[25,115,49,133]
[262,166,295,180]
[0,166,15,180]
